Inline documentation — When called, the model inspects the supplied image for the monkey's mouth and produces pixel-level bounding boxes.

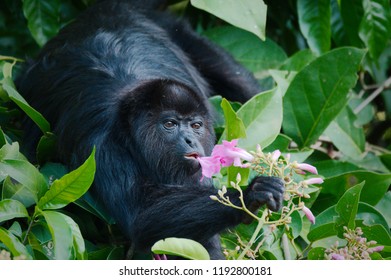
[184,153,199,161]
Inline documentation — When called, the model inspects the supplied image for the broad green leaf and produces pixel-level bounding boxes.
[357,222,391,246]
[0,142,26,163]
[359,0,391,60]
[357,202,389,230]
[321,171,391,205]
[0,159,48,202]
[221,98,246,141]
[38,148,96,210]
[220,99,249,185]
[22,0,61,47]
[191,0,267,41]
[0,199,29,223]
[1,77,50,133]
[40,210,73,259]
[330,0,349,47]
[74,192,115,224]
[307,222,338,242]
[62,214,87,260]
[340,0,365,46]
[324,106,365,160]
[204,26,287,73]
[335,182,364,230]
[36,132,57,164]
[2,177,37,207]
[8,222,23,238]
[314,160,360,178]
[307,247,326,260]
[344,152,390,173]
[237,89,282,150]
[375,191,391,227]
[0,227,33,259]
[282,47,365,148]
[297,0,331,55]
[39,162,68,186]
[151,237,210,260]
[280,49,316,72]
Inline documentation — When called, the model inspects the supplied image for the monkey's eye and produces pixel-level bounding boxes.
[163,120,177,129]
[191,122,202,130]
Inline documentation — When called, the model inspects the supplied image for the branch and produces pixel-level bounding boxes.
[354,76,391,114]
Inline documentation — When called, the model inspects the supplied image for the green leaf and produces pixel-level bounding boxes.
[324,106,365,160]
[40,210,73,259]
[74,192,115,224]
[280,49,316,72]
[0,159,48,202]
[297,0,331,55]
[340,0,365,46]
[375,191,391,227]
[307,247,326,260]
[330,0,349,47]
[37,148,96,210]
[357,222,391,246]
[221,98,246,141]
[204,26,287,73]
[0,199,29,223]
[2,177,37,207]
[359,0,391,60]
[314,160,361,178]
[307,222,338,242]
[36,132,57,164]
[0,227,33,259]
[321,171,391,206]
[220,99,249,185]
[22,0,61,47]
[1,77,50,133]
[237,88,282,150]
[0,142,26,163]
[191,0,267,41]
[357,202,389,230]
[282,47,366,148]
[151,237,210,260]
[61,214,87,260]
[335,182,364,230]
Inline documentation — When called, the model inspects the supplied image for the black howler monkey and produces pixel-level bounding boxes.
[17,0,284,259]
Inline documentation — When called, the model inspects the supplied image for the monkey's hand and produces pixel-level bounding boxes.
[242,176,284,224]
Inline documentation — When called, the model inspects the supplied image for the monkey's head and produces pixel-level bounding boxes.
[119,79,215,184]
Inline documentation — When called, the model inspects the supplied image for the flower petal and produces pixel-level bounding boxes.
[302,205,316,224]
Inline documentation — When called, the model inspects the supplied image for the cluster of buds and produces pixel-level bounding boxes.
[201,140,322,226]
[325,227,384,260]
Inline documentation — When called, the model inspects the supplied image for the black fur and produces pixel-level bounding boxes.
[17,0,284,259]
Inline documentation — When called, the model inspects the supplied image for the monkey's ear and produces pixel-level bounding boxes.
[119,79,164,113]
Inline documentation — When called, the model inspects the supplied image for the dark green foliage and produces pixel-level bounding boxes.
[0,0,390,260]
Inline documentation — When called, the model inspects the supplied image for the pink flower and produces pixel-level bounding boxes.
[271,150,281,161]
[197,156,221,179]
[302,205,316,224]
[369,246,384,253]
[212,139,254,168]
[295,163,318,175]
[303,177,324,185]
[330,253,345,260]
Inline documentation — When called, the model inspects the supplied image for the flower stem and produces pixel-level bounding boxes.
[238,209,268,259]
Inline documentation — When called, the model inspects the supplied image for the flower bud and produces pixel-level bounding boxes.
[303,177,324,185]
[271,150,281,161]
[330,253,345,260]
[294,163,318,174]
[302,205,316,224]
